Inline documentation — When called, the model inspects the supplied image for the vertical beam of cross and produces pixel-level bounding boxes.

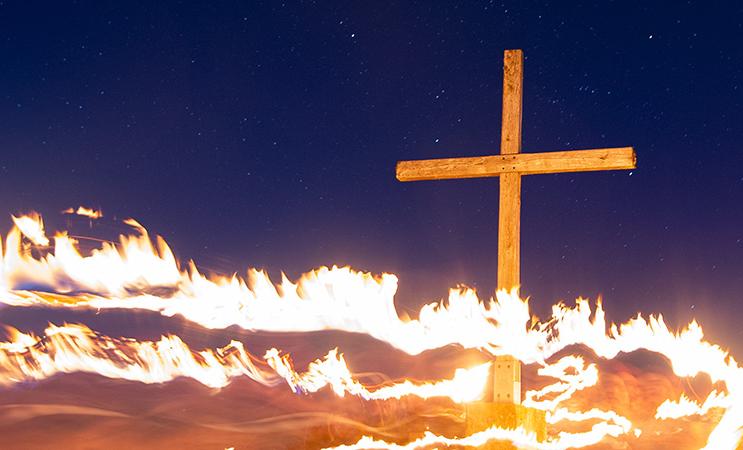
[497,49,523,293]
[495,50,524,405]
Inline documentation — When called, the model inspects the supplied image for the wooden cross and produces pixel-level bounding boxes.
[396,49,636,403]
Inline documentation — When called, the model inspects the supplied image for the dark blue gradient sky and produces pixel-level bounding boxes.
[0,2,741,356]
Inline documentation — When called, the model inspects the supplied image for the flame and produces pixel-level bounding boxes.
[62,206,103,219]
[656,391,731,420]
[0,212,741,449]
[10,213,49,246]
[322,422,632,450]
[266,348,490,403]
[0,323,275,389]
[0,322,488,404]
[1,213,529,355]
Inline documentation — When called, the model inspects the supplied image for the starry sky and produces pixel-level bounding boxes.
[0,2,742,357]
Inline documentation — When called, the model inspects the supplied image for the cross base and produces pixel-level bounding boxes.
[464,402,546,449]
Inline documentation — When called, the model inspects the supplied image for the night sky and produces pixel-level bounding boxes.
[1,2,742,358]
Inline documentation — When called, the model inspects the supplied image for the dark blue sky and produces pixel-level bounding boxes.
[1,2,742,355]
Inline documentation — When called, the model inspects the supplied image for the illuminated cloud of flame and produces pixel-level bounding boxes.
[0,323,275,389]
[266,348,490,403]
[0,323,488,404]
[0,213,741,449]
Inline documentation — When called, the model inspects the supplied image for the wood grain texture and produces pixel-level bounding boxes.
[500,49,523,156]
[396,147,636,181]
[497,173,521,291]
[497,49,523,293]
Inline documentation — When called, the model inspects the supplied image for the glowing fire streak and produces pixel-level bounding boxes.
[62,206,103,219]
[1,215,530,357]
[0,213,741,449]
[266,348,490,403]
[656,391,731,420]
[0,323,275,389]
[322,422,629,450]
[0,323,488,404]
[522,355,599,411]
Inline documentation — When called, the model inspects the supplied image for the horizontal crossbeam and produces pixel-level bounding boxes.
[396,147,636,182]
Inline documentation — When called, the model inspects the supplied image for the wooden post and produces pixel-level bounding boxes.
[494,50,524,410]
[497,49,523,294]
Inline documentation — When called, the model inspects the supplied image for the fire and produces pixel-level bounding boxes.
[0,323,273,389]
[61,206,103,219]
[10,213,49,247]
[1,218,531,356]
[266,348,491,403]
[0,322,489,403]
[323,423,629,450]
[0,212,741,449]
[656,391,731,420]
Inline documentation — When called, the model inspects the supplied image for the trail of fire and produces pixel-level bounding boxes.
[0,322,637,449]
[323,423,630,450]
[0,323,274,388]
[1,213,741,449]
[0,323,490,403]
[0,213,532,357]
[266,349,490,403]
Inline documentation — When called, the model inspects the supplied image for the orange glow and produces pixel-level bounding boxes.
[62,206,103,219]
[0,322,489,404]
[0,212,741,449]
